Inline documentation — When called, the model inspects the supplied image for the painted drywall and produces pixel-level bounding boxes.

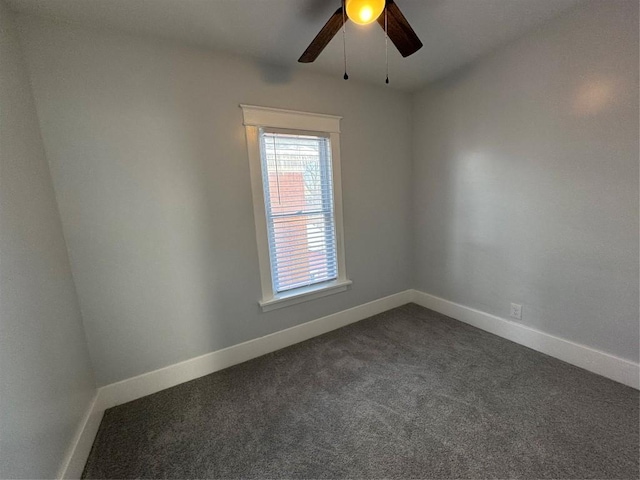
[412,0,639,362]
[16,16,413,386]
[0,2,96,478]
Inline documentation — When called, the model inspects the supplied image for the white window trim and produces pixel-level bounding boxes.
[241,104,350,312]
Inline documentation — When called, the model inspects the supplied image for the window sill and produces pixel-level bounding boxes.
[259,279,353,312]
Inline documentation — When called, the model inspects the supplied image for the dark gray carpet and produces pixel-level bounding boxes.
[83,304,639,479]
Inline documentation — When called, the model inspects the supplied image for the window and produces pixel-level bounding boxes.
[241,105,350,311]
[261,130,337,292]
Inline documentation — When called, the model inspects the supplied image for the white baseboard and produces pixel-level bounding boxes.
[60,287,638,478]
[411,290,640,390]
[59,289,411,478]
[57,393,104,479]
[96,289,413,411]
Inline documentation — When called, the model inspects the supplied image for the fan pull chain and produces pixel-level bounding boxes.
[385,6,389,84]
[342,1,348,80]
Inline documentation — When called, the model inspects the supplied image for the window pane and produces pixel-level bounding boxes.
[260,131,337,293]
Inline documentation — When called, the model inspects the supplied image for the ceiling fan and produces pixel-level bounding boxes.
[298,0,423,64]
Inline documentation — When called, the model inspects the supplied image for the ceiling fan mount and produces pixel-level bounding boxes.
[298,0,423,64]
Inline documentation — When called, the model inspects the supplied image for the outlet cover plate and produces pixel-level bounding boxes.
[510,303,522,320]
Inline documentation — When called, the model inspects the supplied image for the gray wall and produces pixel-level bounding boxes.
[0,2,96,478]
[11,0,637,396]
[17,16,414,386]
[412,0,639,362]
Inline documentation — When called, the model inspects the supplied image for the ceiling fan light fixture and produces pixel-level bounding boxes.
[345,0,385,25]
[298,0,422,65]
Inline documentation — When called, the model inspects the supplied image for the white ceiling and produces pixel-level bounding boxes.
[7,0,584,91]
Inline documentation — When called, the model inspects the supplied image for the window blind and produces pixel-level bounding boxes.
[259,129,338,293]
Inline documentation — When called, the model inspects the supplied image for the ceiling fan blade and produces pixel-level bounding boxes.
[298,7,345,63]
[377,0,423,58]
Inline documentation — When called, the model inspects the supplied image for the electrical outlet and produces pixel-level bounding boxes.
[510,303,522,320]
